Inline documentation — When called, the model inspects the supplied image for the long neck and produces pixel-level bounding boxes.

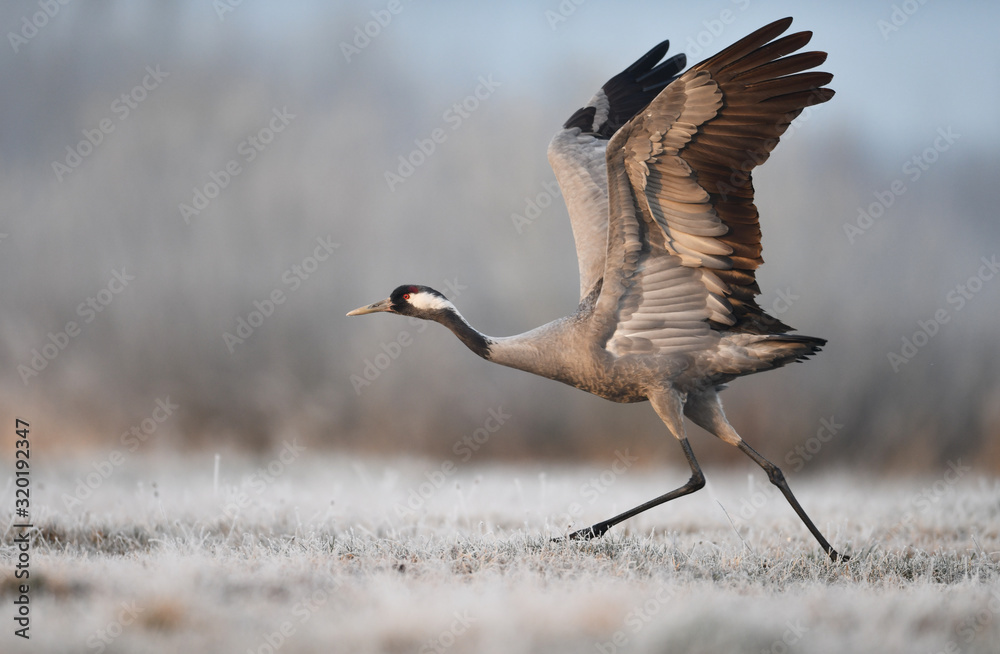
[433,307,576,383]
[434,308,493,359]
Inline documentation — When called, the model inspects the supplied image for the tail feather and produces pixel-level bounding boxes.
[754,334,826,368]
[711,332,826,381]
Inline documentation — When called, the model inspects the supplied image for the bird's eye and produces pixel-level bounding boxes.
[403,294,410,300]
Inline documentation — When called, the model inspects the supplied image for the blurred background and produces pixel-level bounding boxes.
[2,0,998,472]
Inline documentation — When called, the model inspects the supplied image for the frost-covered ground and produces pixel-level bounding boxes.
[1,452,999,653]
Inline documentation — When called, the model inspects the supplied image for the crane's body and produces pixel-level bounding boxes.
[348,18,848,561]
[404,293,818,404]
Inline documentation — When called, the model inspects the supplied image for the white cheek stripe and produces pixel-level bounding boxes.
[409,292,453,311]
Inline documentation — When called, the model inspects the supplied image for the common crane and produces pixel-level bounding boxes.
[348,18,846,561]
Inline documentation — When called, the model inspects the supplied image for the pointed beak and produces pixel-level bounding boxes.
[346,298,393,316]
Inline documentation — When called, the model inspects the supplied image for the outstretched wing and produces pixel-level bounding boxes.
[548,41,686,302]
[594,17,834,357]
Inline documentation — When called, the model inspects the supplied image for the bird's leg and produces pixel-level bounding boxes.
[734,440,846,562]
[685,389,847,563]
[557,390,704,541]
[561,437,704,540]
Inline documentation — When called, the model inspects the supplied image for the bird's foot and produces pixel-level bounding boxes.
[552,522,612,542]
[828,550,850,563]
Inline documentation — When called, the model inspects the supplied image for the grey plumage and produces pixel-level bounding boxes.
[348,18,847,561]
[551,39,687,301]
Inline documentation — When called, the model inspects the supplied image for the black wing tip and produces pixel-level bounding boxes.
[636,52,687,85]
[625,39,671,75]
[562,105,597,131]
[561,37,686,137]
[580,37,686,139]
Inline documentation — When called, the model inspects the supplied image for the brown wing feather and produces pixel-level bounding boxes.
[593,18,834,356]
[620,17,835,334]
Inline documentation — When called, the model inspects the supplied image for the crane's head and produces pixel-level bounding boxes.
[347,285,455,319]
